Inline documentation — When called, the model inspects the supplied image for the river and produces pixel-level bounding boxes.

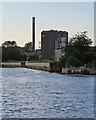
[1,68,95,118]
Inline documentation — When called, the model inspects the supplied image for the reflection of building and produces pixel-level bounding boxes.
[41,30,68,60]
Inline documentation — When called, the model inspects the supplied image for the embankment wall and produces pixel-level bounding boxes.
[25,62,50,71]
[62,66,96,75]
[1,62,58,72]
[1,63,21,67]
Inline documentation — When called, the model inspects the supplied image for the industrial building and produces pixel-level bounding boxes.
[41,30,68,60]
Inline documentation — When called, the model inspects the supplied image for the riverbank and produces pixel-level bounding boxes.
[62,66,96,75]
[1,62,58,72]
[1,62,96,75]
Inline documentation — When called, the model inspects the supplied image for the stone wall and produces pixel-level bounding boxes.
[62,66,96,75]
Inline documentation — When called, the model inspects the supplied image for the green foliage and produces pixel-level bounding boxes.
[87,46,96,68]
[80,69,89,75]
[59,31,94,68]
[2,41,26,62]
[68,69,72,74]
[69,31,92,46]
[2,41,17,48]
[65,56,83,67]
[28,54,39,61]
[2,47,21,62]
[24,42,33,53]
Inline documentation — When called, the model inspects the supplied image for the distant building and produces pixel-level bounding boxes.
[55,49,62,61]
[41,30,68,60]
[35,49,41,59]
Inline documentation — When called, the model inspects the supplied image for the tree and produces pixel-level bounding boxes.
[2,41,25,62]
[87,46,96,67]
[2,41,17,48]
[24,42,33,53]
[59,31,93,68]
[2,46,22,62]
[28,54,39,61]
[69,31,92,46]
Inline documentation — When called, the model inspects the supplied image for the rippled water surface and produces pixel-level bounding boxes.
[2,68,94,118]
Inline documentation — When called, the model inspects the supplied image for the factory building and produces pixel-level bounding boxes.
[41,30,68,60]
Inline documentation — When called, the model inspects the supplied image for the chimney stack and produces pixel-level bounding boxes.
[32,17,35,51]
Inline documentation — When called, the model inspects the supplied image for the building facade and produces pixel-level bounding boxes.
[41,30,68,60]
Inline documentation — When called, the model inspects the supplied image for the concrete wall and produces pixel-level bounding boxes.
[2,63,21,67]
[1,62,58,72]
[55,49,62,61]
[25,62,50,71]
[1,62,50,71]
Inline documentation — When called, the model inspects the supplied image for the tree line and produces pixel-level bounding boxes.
[2,41,39,62]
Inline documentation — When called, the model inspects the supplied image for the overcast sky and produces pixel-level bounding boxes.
[1,2,94,48]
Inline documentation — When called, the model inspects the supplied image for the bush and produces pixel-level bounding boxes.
[28,54,39,61]
[68,69,72,74]
[80,69,89,75]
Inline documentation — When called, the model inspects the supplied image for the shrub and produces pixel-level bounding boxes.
[80,69,89,75]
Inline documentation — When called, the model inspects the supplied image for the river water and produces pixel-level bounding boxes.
[1,68,95,118]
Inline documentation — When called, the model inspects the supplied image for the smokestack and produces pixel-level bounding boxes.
[32,17,35,51]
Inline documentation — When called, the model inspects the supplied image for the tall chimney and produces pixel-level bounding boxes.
[32,17,35,51]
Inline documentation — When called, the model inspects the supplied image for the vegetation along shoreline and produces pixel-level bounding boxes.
[1,31,96,75]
